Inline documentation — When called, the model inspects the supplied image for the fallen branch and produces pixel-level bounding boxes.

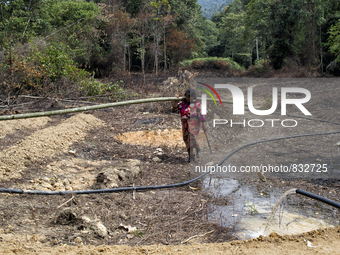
[180,230,214,244]
[18,95,97,105]
[0,101,38,109]
[57,195,75,209]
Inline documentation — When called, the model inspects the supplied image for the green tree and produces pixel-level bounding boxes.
[197,17,219,56]
[328,19,340,62]
[149,0,171,75]
[0,0,100,66]
[0,0,51,45]
[44,0,100,66]
[267,0,302,69]
[218,0,251,66]
[245,0,271,62]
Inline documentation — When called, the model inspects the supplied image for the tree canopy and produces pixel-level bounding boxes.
[1,0,340,77]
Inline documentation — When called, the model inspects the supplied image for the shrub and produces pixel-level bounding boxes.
[33,43,88,83]
[179,57,245,71]
[79,78,125,97]
[191,60,205,69]
[0,49,45,97]
[0,41,127,99]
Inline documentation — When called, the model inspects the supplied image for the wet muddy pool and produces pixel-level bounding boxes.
[203,178,339,239]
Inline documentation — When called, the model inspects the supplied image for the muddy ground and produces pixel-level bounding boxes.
[0,75,339,254]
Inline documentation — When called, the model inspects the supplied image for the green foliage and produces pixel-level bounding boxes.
[45,0,100,66]
[243,0,335,69]
[0,39,127,98]
[267,0,302,69]
[132,227,145,238]
[150,0,171,11]
[211,0,253,66]
[168,0,200,30]
[33,43,86,82]
[180,57,245,70]
[0,0,50,45]
[79,79,126,97]
[328,19,340,62]
[3,0,340,77]
[245,0,270,43]
[222,10,246,52]
[246,59,272,75]
[195,18,220,57]
[0,0,100,67]
[47,0,99,26]
[247,203,259,214]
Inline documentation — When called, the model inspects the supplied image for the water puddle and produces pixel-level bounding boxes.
[203,178,338,239]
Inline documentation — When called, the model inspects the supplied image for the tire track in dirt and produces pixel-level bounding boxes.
[0,113,106,181]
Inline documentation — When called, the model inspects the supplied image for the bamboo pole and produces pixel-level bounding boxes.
[0,97,233,121]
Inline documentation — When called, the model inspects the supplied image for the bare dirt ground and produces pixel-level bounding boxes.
[0,75,339,254]
[1,227,340,254]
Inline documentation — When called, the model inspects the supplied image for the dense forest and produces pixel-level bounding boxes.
[1,0,340,99]
[210,0,340,72]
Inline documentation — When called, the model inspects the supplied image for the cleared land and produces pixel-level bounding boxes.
[0,77,339,254]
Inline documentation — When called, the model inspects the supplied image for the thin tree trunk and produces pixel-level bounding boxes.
[22,17,31,38]
[311,7,316,65]
[320,25,323,74]
[155,36,159,76]
[256,37,259,64]
[128,44,131,72]
[231,49,234,71]
[164,22,167,72]
[141,36,145,84]
[263,38,266,62]
[156,36,159,75]
[123,41,126,73]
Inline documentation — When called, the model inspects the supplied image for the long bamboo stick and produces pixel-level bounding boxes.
[0,97,232,121]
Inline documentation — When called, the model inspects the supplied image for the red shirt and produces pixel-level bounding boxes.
[178,100,206,122]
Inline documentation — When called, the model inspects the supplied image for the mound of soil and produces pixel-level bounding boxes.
[0,113,105,180]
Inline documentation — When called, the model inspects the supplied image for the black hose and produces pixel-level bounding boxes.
[0,171,211,195]
[296,189,340,209]
[1,130,340,195]
[0,188,23,194]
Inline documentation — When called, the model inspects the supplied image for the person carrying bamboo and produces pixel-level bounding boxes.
[173,88,207,162]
